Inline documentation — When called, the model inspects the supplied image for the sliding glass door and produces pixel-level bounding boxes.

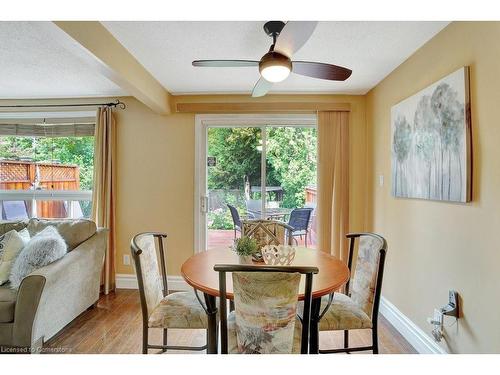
[195,115,317,252]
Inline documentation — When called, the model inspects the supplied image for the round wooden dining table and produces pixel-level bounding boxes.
[181,247,350,354]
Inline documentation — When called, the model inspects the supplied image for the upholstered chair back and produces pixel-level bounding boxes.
[242,219,293,249]
[232,271,300,353]
[131,233,168,317]
[348,233,387,317]
[215,264,318,354]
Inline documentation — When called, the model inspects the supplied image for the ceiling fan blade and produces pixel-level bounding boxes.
[274,21,318,57]
[192,60,259,67]
[252,77,273,97]
[292,61,352,81]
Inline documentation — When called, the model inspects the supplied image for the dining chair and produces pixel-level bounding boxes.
[215,264,319,354]
[242,219,294,250]
[131,232,211,354]
[301,232,387,354]
[288,208,314,247]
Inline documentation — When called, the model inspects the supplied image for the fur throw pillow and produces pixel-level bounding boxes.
[9,226,67,289]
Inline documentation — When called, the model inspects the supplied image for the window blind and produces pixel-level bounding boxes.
[0,123,95,137]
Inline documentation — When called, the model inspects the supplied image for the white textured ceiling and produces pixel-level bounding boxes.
[0,22,126,99]
[103,21,449,95]
[0,21,449,98]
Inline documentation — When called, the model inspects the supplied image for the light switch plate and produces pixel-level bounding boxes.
[379,174,384,187]
[123,254,131,266]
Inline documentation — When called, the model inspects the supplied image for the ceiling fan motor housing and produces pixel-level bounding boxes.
[259,52,292,75]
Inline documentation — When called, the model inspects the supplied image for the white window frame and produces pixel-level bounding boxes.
[0,190,92,218]
[0,110,95,220]
[194,113,317,253]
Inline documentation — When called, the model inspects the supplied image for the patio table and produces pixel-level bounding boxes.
[181,247,349,354]
[247,207,293,221]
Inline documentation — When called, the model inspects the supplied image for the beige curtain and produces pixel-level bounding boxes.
[317,111,350,263]
[91,107,116,294]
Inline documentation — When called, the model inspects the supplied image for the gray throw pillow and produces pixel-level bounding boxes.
[9,226,67,289]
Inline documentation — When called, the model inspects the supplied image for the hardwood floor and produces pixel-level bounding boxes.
[44,289,416,354]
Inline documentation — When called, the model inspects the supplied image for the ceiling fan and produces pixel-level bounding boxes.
[192,21,352,97]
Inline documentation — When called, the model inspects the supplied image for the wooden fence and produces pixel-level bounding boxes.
[0,160,80,218]
[305,185,317,206]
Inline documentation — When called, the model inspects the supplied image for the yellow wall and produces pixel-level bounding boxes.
[366,22,500,353]
[114,98,194,275]
[114,94,367,276]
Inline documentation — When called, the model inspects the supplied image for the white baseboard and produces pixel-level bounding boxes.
[380,296,447,354]
[115,273,190,292]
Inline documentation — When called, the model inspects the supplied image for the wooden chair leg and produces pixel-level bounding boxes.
[344,330,349,349]
[162,329,168,353]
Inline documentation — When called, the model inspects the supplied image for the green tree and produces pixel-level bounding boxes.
[206,126,317,209]
[207,127,265,190]
[266,127,317,208]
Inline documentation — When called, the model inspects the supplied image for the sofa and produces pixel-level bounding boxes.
[0,218,107,353]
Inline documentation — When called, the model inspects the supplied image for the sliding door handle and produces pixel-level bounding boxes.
[200,196,209,213]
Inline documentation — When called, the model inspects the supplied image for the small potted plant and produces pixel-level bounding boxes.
[232,236,259,263]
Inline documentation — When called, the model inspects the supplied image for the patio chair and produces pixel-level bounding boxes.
[227,204,243,240]
[299,233,387,354]
[242,219,294,249]
[63,201,84,219]
[288,208,314,247]
[215,264,319,354]
[131,232,211,354]
[2,201,29,220]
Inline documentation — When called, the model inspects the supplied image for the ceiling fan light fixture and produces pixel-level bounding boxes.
[259,52,292,83]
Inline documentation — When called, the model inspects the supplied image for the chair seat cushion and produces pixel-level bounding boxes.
[316,293,372,331]
[227,311,303,354]
[0,285,17,323]
[148,291,209,329]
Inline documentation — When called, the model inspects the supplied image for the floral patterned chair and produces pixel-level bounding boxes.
[215,264,318,354]
[241,219,294,249]
[131,232,211,354]
[301,232,387,354]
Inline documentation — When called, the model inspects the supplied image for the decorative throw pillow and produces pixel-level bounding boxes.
[9,226,67,289]
[0,229,30,285]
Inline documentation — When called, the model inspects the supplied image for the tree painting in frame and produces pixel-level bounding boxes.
[391,67,472,202]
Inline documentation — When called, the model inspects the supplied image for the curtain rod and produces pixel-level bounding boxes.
[0,99,126,110]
